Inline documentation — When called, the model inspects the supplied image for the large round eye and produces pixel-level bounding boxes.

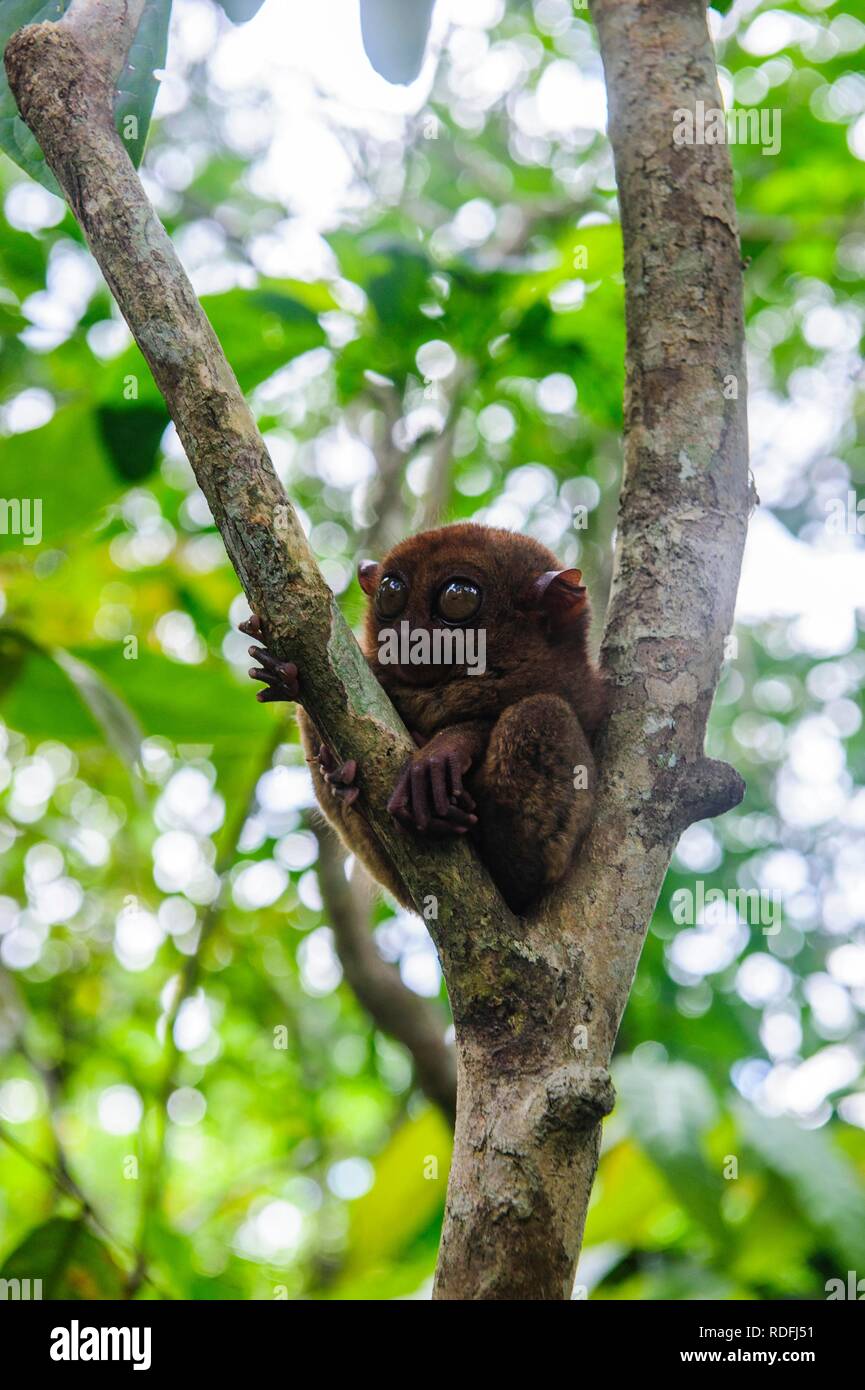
[436,578,481,625]
[375,574,408,619]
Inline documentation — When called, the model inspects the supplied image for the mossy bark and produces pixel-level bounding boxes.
[6,0,749,1301]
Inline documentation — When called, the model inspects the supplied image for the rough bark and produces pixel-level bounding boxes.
[5,0,749,1301]
[312,826,457,1122]
[3,1,520,1000]
[433,0,750,1298]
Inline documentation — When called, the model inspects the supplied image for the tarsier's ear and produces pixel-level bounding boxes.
[525,569,587,621]
[358,559,380,596]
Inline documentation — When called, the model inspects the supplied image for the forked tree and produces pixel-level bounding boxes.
[5,0,749,1299]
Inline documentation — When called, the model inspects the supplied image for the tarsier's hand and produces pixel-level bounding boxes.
[387,731,478,837]
[242,614,300,703]
[242,617,361,810]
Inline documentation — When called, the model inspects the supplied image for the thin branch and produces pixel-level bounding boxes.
[0,972,172,1295]
[413,365,475,534]
[63,0,145,79]
[0,1122,173,1298]
[356,374,408,556]
[129,721,284,1289]
[312,824,456,1122]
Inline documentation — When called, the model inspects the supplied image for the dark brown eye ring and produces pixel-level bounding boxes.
[375,574,408,620]
[435,577,482,625]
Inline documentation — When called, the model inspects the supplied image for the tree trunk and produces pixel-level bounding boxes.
[5,0,749,1301]
[433,0,750,1298]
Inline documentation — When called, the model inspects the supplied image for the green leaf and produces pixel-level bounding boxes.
[0,1,169,192]
[204,284,328,391]
[346,1108,451,1272]
[583,1138,680,1249]
[366,245,431,329]
[0,628,144,775]
[615,1056,727,1243]
[52,647,144,771]
[736,1104,865,1271]
[115,0,172,173]
[0,1,67,193]
[96,402,169,482]
[97,281,331,407]
[0,1217,126,1299]
[69,643,282,817]
[505,224,624,313]
[0,404,120,550]
[0,634,99,740]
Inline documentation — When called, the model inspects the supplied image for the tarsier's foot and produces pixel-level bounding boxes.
[387,744,477,837]
[242,614,300,704]
[317,743,360,809]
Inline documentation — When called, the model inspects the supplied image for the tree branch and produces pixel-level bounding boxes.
[129,721,284,1292]
[312,825,456,1122]
[6,0,750,1302]
[413,365,475,533]
[3,1,521,1029]
[356,373,408,556]
[432,0,750,1298]
[63,0,145,79]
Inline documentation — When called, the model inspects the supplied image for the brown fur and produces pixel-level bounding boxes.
[298,524,607,914]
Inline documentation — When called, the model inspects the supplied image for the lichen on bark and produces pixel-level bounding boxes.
[5,0,750,1301]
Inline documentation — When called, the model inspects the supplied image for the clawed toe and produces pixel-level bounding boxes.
[387,751,478,838]
[318,746,361,808]
[242,615,300,703]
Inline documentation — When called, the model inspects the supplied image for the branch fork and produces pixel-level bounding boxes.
[5,0,751,1301]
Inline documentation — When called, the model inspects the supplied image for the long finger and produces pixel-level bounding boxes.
[248,646,297,683]
[447,752,465,802]
[391,804,415,830]
[426,817,471,836]
[387,765,412,819]
[429,757,450,817]
[410,762,431,831]
[249,666,283,686]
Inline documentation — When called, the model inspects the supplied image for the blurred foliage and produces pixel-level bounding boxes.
[0,0,864,1301]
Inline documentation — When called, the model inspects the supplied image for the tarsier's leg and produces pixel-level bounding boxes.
[470,693,596,913]
[296,708,414,909]
[241,615,414,909]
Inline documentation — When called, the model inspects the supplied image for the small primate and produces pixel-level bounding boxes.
[242,524,607,913]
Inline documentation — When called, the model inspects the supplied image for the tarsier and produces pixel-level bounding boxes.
[241,524,608,913]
